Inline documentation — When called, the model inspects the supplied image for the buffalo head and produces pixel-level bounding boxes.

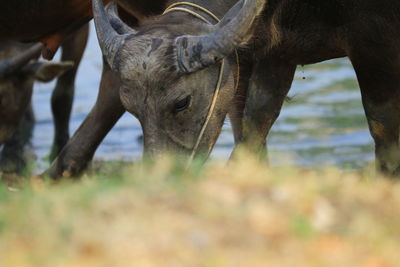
[0,42,73,142]
[93,0,264,158]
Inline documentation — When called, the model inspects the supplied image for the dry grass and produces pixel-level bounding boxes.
[1,153,400,267]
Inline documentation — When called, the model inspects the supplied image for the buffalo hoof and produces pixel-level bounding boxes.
[0,154,26,175]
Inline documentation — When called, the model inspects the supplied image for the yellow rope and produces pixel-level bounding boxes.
[163,2,240,164]
[163,7,212,24]
[163,2,221,22]
[189,59,226,163]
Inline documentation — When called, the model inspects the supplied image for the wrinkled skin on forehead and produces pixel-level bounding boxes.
[118,33,237,156]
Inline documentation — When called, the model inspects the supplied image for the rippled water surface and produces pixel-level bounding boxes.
[32,24,374,170]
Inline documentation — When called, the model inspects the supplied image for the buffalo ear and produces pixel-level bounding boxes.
[27,61,74,82]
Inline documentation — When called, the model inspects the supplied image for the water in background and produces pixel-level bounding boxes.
[32,23,374,170]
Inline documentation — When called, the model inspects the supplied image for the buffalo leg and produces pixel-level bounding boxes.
[49,24,89,161]
[228,54,254,144]
[350,49,400,176]
[46,58,125,179]
[0,105,34,175]
[233,57,296,157]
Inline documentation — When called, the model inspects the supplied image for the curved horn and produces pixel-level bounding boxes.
[0,43,43,79]
[106,2,137,35]
[175,0,265,73]
[92,0,128,69]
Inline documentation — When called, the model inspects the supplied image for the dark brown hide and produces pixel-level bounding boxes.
[234,0,400,176]
[0,0,109,59]
[0,0,163,59]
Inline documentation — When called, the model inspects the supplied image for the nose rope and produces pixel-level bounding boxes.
[163,2,240,165]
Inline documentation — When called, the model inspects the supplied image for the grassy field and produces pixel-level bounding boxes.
[1,153,400,267]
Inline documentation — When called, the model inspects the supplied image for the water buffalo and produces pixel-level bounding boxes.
[235,0,400,177]
[0,25,88,174]
[45,0,262,178]
[93,0,263,156]
[0,43,72,173]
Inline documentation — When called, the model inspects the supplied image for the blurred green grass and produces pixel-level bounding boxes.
[1,153,400,267]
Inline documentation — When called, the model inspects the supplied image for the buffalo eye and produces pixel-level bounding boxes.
[173,95,191,113]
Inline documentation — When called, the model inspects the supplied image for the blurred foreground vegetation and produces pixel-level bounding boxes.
[1,152,400,267]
